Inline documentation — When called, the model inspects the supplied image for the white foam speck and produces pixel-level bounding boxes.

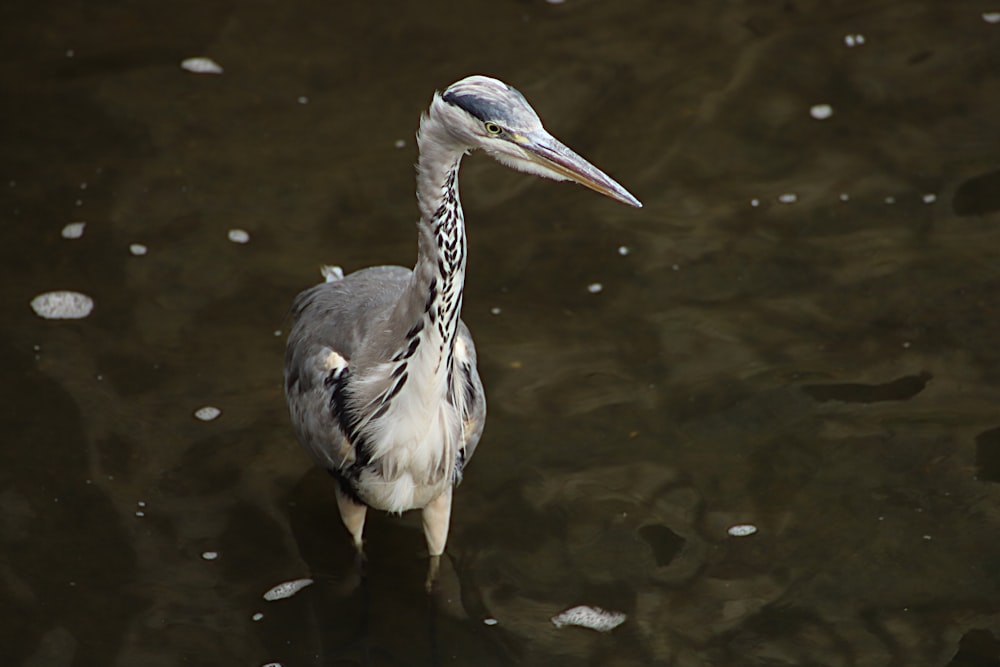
[31,291,94,319]
[61,221,86,239]
[551,605,626,632]
[262,663,282,667]
[728,524,758,537]
[263,578,314,601]
[194,406,221,421]
[201,551,219,560]
[810,104,834,120]
[778,193,798,204]
[884,196,896,204]
[252,612,264,622]
[228,228,250,244]
[490,307,502,315]
[750,198,760,207]
[617,245,630,256]
[844,33,866,47]
[983,12,1000,23]
[839,193,850,202]
[483,617,499,626]
[181,57,223,74]
[129,243,148,256]
[587,282,603,294]
[394,139,406,149]
[297,96,309,105]
[922,193,937,204]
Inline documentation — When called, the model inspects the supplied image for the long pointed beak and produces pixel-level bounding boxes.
[517,131,642,208]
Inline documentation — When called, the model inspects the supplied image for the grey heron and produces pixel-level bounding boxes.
[284,75,641,584]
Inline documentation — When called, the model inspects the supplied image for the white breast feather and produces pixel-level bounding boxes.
[350,328,469,512]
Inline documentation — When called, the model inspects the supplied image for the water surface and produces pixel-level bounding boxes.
[3,1,1000,665]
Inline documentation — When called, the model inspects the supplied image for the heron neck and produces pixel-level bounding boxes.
[394,112,468,367]
[414,145,467,352]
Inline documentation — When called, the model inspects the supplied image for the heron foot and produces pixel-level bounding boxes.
[425,554,441,593]
[354,543,368,576]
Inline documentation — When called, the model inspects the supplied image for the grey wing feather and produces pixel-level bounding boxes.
[284,266,412,471]
[454,320,486,472]
[284,264,486,481]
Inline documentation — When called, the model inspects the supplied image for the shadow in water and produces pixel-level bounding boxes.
[801,372,931,403]
[258,468,516,666]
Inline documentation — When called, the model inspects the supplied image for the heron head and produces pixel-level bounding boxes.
[433,75,641,208]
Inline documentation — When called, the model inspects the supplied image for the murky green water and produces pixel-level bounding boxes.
[3,1,1000,665]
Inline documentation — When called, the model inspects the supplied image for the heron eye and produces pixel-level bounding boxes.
[484,122,502,135]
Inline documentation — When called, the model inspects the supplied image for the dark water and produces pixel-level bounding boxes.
[4,1,1000,665]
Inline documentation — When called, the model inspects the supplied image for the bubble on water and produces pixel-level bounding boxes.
[228,228,250,244]
[297,96,309,105]
[201,551,219,560]
[483,617,499,626]
[263,578,314,601]
[777,193,798,204]
[922,193,937,204]
[551,605,626,632]
[728,524,758,537]
[884,196,896,205]
[844,33,866,47]
[983,12,1000,24]
[394,139,406,149]
[490,307,502,315]
[181,57,223,74]
[586,283,603,294]
[839,193,850,202]
[129,243,148,256]
[750,198,760,207]
[61,221,86,239]
[252,612,264,622]
[810,103,834,120]
[194,406,221,421]
[31,291,94,319]
[617,245,630,256]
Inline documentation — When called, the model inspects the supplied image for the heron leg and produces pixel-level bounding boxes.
[422,486,452,591]
[334,484,367,555]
